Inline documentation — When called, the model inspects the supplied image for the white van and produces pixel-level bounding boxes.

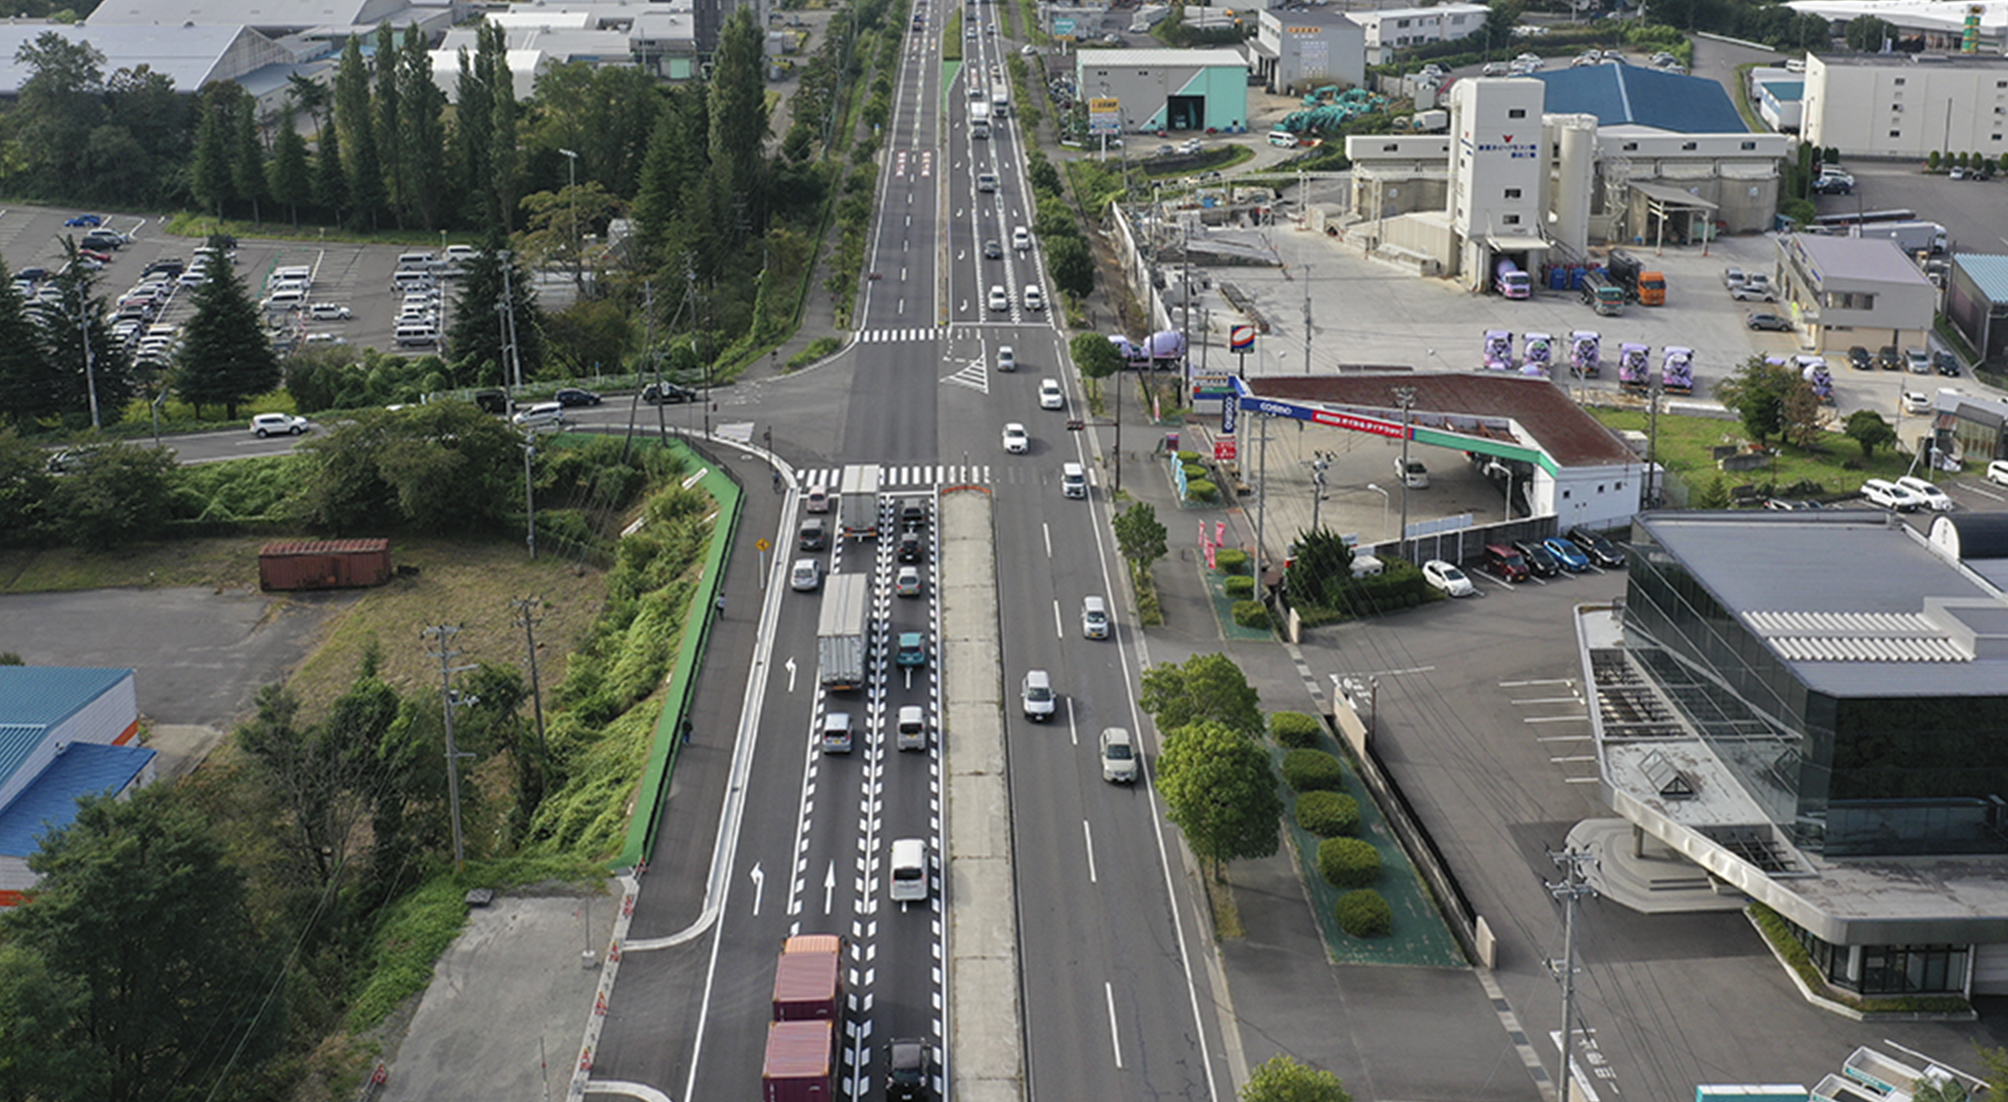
[1061,462,1086,499]
[395,323,439,347]
[888,838,928,902]
[1021,669,1055,721]
[896,705,928,751]
[263,288,306,312]
[392,269,437,291]
[1080,595,1109,638]
[396,251,436,270]
[269,265,312,287]
[1267,129,1300,148]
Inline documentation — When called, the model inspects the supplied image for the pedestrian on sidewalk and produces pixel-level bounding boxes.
[714,595,726,621]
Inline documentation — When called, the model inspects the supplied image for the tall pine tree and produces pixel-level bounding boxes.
[397,23,447,231]
[453,45,492,227]
[34,242,133,427]
[0,258,56,427]
[373,23,405,227]
[175,252,278,420]
[189,87,232,219]
[231,87,267,223]
[312,120,347,223]
[446,228,544,387]
[335,36,387,228]
[269,107,311,226]
[483,23,520,232]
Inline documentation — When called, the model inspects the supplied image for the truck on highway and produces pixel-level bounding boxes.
[838,464,880,540]
[1662,346,1694,395]
[1849,220,1948,256]
[772,934,844,1021]
[817,575,872,691]
[762,1020,835,1102]
[1607,249,1666,306]
[1579,268,1625,315]
[1493,257,1530,299]
[991,84,1010,117]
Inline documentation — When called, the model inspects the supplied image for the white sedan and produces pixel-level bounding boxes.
[1002,422,1029,454]
[1038,378,1065,410]
[1422,559,1476,597]
[1895,475,1954,511]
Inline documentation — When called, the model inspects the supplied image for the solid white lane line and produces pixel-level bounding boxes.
[1083,820,1098,883]
[1105,983,1125,1068]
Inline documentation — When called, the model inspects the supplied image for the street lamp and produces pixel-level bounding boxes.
[1364,482,1390,541]
[558,148,581,293]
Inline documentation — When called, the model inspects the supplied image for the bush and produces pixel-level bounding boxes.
[1281,748,1344,792]
[1231,599,1269,629]
[1182,463,1207,481]
[1176,450,1200,463]
[1187,479,1218,501]
[1335,889,1392,937]
[1317,837,1381,889]
[1214,548,1248,574]
[1223,575,1254,598]
[1296,790,1360,837]
[1270,711,1321,748]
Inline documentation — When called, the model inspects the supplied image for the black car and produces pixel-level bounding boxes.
[472,388,509,414]
[1745,312,1792,331]
[897,532,923,563]
[886,1037,932,1102]
[1813,178,1852,195]
[900,501,928,529]
[1565,526,1624,568]
[1877,345,1902,371]
[1847,345,1873,371]
[553,387,602,407]
[16,267,48,283]
[1513,539,1561,578]
[142,259,184,278]
[641,382,698,404]
[983,240,1002,259]
[1934,350,1961,377]
[798,518,828,551]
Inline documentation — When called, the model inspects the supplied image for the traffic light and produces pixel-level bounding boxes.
[1066,419,1085,431]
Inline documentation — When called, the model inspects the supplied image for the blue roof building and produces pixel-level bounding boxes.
[0,667,148,905]
[1531,65,1749,135]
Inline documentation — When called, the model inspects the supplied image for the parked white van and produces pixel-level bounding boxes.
[888,838,928,902]
[1267,129,1299,148]
[394,323,439,347]
[262,288,306,312]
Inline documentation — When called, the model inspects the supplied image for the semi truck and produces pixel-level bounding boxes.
[1618,342,1650,393]
[1483,329,1514,370]
[1570,331,1601,378]
[817,575,872,691]
[772,934,845,1021]
[1522,332,1554,377]
[1849,220,1948,256]
[762,1020,836,1102]
[1662,346,1694,395]
[1607,250,1666,306]
[991,84,1010,117]
[838,464,881,540]
[1494,257,1531,299]
[1579,268,1625,315]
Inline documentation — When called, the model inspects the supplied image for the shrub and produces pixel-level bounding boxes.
[1281,748,1344,792]
[1296,790,1360,837]
[1176,450,1200,463]
[1270,711,1321,748]
[1223,575,1254,598]
[1214,548,1248,573]
[1231,599,1269,628]
[1317,837,1381,889]
[1187,479,1217,501]
[1335,889,1392,937]
[1182,463,1207,481]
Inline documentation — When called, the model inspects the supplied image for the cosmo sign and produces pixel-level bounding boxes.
[1238,394,1407,439]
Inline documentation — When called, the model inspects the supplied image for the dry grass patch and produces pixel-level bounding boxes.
[0,537,264,593]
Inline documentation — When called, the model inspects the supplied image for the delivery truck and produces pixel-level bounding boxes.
[817,575,872,691]
[838,464,881,540]
[1607,249,1666,306]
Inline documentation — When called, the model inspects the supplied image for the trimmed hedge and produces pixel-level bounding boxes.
[1270,711,1320,748]
[1281,748,1344,792]
[1213,548,1248,574]
[1335,889,1392,937]
[1317,837,1381,889]
[1182,463,1207,481]
[1223,575,1254,598]
[1231,599,1269,628]
[1295,790,1360,837]
[1187,479,1218,501]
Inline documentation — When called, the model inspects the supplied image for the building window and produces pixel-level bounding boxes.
[1890,130,1902,138]
[1508,108,1526,118]
[1504,187,1521,198]
[1826,291,1876,310]
[1999,80,2007,88]
[1503,214,1521,225]
[1682,141,1698,150]
[1894,77,1906,85]
[1741,141,1757,150]
[1891,103,1903,113]
[1623,141,1638,151]
[1382,143,1400,152]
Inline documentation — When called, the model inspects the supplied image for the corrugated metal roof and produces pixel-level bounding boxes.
[1085,48,1251,69]
[259,538,391,556]
[1955,254,2008,304]
[0,668,132,729]
[1532,65,1747,134]
[0,742,155,857]
[1756,78,1804,100]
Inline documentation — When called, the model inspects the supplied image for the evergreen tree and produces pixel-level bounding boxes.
[453,45,493,227]
[631,83,709,268]
[335,36,387,228]
[269,107,312,226]
[446,229,544,386]
[397,23,448,230]
[0,259,56,428]
[231,87,267,222]
[374,22,405,225]
[34,242,133,427]
[482,22,521,231]
[312,120,347,222]
[189,87,232,218]
[175,251,278,420]
[707,7,769,245]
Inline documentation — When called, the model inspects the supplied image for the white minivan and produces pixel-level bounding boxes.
[896,705,928,751]
[889,837,929,902]
[1021,669,1055,721]
[1267,129,1299,148]
[511,401,564,429]
[1061,462,1086,499]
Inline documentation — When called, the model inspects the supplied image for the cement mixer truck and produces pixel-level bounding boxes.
[1522,332,1554,377]
[1569,331,1601,378]
[1618,342,1650,393]
[1662,346,1694,395]
[1483,330,1515,370]
[1797,355,1834,404]
[1494,258,1531,300]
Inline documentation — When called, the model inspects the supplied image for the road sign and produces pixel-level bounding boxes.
[756,538,770,552]
[1089,97,1121,137]
[1230,325,1255,352]
[1054,16,1076,35]
[1214,439,1237,461]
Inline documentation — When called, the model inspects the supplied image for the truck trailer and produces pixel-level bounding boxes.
[817,575,872,691]
[772,934,845,1021]
[1607,250,1666,306]
[762,1020,836,1102]
[838,464,881,540]
[1848,220,1948,256]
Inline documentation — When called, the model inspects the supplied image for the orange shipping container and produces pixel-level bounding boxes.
[258,539,394,591]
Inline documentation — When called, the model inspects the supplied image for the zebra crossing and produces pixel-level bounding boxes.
[856,327,941,344]
[797,465,993,490]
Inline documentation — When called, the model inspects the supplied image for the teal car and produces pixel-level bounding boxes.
[896,631,927,667]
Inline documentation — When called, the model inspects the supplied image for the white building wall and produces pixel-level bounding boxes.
[1348,3,1487,49]
[1543,463,1646,531]
[1805,54,2008,158]
[0,672,136,814]
[1449,79,1547,239]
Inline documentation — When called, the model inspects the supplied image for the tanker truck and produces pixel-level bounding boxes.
[1494,257,1531,300]
[1522,332,1554,378]
[1483,329,1515,370]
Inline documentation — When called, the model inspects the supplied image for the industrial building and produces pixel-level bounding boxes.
[0,668,155,907]
[0,23,295,95]
[1344,75,1788,291]
[1248,9,1366,95]
[1787,0,2008,54]
[1770,233,1938,353]
[1074,49,1253,133]
[1341,2,1487,64]
[1802,52,2008,159]
[1946,254,2008,370]
[1585,510,2008,996]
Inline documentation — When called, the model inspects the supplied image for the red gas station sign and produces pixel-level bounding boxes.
[1214,439,1238,461]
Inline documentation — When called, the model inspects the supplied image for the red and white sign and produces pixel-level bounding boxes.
[1214,440,1237,461]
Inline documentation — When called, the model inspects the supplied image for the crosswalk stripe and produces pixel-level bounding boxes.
[793,465,991,491]
[858,327,943,344]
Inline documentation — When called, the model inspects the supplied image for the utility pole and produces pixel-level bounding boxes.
[1255,412,1271,581]
[522,439,537,559]
[1546,845,1599,1102]
[498,252,523,396]
[1311,453,1329,532]
[1643,373,1663,510]
[75,284,100,430]
[1303,264,1313,374]
[512,597,550,761]
[424,625,476,875]
[558,148,581,294]
[1392,387,1416,561]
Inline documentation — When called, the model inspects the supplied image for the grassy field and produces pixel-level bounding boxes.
[1586,407,1917,500]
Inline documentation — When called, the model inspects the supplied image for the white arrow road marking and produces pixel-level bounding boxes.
[785,656,797,692]
[824,862,837,915]
[750,863,765,915]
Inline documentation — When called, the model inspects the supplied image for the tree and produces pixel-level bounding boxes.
[189,85,234,218]
[1242,1054,1352,1102]
[483,22,522,231]
[446,231,545,385]
[292,402,524,534]
[454,43,494,226]
[231,86,267,222]
[236,673,402,889]
[1974,1044,2008,1102]
[1048,236,1094,298]
[2,785,284,1102]
[175,249,278,420]
[35,241,135,425]
[1713,355,1798,446]
[1781,378,1826,451]
[707,6,770,242]
[631,83,712,268]
[11,33,106,193]
[517,181,623,284]
[1913,1077,1968,1102]
[1845,14,1893,51]
[1114,500,1168,572]
[335,35,387,227]
[48,442,177,546]
[0,429,58,547]
[0,262,56,428]
[1283,527,1354,609]
[1155,720,1283,880]
[0,941,88,1102]
[1141,653,1265,739]
[1480,0,1524,52]
[1843,409,1897,459]
[396,22,448,230]
[1071,331,1122,382]
[268,107,312,225]
[1692,474,1732,509]
[373,22,404,225]
[313,119,347,221]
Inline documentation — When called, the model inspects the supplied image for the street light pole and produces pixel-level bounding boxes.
[559,148,581,294]
[1365,482,1389,541]
[1393,387,1416,561]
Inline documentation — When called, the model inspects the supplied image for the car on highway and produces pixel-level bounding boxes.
[1543,537,1590,572]
[554,387,602,407]
[996,346,1015,372]
[1038,378,1064,409]
[1023,285,1045,311]
[1745,312,1792,331]
[1847,345,1873,371]
[977,172,998,192]
[895,565,923,598]
[984,240,1002,259]
[791,558,824,591]
[1099,727,1138,783]
[512,401,564,429]
[642,381,698,404]
[1422,559,1475,597]
[896,631,928,667]
[250,412,310,437]
[1895,475,1953,511]
[805,484,830,513]
[821,711,854,753]
[1002,422,1029,453]
[307,302,352,320]
[1566,527,1625,568]
[1081,595,1110,639]
[64,213,102,227]
[798,517,828,550]
[897,531,924,563]
[1013,226,1031,251]
[988,285,1009,312]
[896,705,928,751]
[1021,669,1055,720]
[900,501,927,529]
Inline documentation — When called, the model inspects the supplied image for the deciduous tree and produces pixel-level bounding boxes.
[1114,500,1167,571]
[1844,409,1897,459]
[1241,1054,1352,1102]
[1140,652,1265,739]
[1155,720,1283,879]
[48,441,177,547]
[1713,355,1799,446]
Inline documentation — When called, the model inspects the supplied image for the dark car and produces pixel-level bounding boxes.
[1934,350,1961,377]
[1812,178,1852,195]
[897,532,923,563]
[16,267,47,283]
[471,388,509,415]
[641,381,698,404]
[78,231,125,251]
[983,240,1002,259]
[1745,312,1792,331]
[63,213,102,227]
[1514,539,1561,578]
[1877,345,1902,371]
[553,387,602,407]
[900,501,928,529]
[1847,345,1873,371]
[886,1037,932,1102]
[142,259,185,278]
[1565,526,1625,568]
[1482,543,1530,583]
[798,517,829,551]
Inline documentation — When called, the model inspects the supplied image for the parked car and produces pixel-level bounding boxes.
[554,387,602,407]
[1422,559,1476,597]
[1565,527,1625,568]
[1859,478,1918,511]
[307,302,352,320]
[250,412,310,437]
[1543,537,1591,572]
[1904,347,1931,374]
[1934,350,1961,376]
[1989,459,2008,487]
[1745,312,1792,331]
[1514,539,1562,577]
[1482,544,1530,582]
[1895,476,1954,511]
[63,213,102,227]
[1876,346,1902,371]
[1721,267,1746,291]
[1847,345,1873,371]
[1729,274,1773,301]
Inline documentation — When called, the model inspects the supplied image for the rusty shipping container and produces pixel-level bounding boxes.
[258,539,394,591]
[761,1020,835,1102]
[771,934,844,1021]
